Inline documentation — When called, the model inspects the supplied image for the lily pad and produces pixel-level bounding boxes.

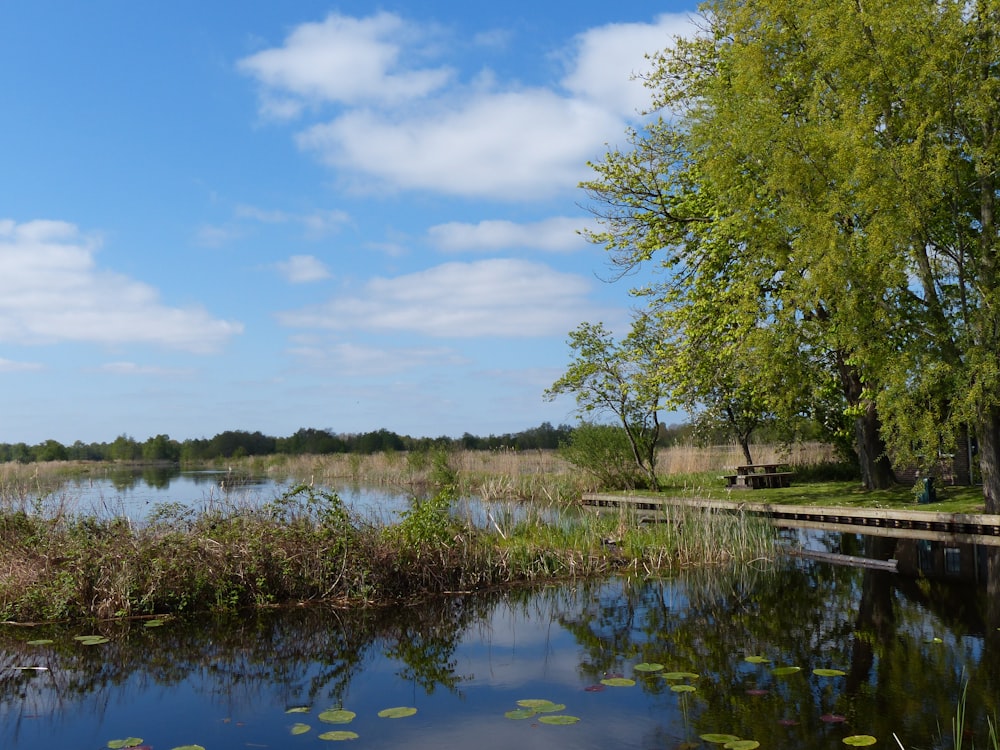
[318,709,356,724]
[538,715,581,725]
[107,739,144,749]
[377,706,417,719]
[26,639,54,646]
[290,723,311,735]
[144,620,165,628]
[814,668,847,677]
[601,677,636,687]
[725,742,760,750]
[771,666,802,676]
[286,706,311,714]
[744,655,770,664]
[169,746,206,750]
[700,734,741,744]
[843,736,877,746]
[926,637,943,644]
[318,731,359,741]
[583,684,606,692]
[505,708,537,720]
[634,662,664,672]
[663,672,700,681]
[81,637,110,646]
[671,684,697,693]
[517,699,560,709]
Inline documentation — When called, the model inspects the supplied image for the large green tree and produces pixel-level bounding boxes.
[586,0,1000,506]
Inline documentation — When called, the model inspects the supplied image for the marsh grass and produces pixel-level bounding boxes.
[0,483,776,624]
[200,441,840,503]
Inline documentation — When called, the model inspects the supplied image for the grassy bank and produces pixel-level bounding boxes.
[0,484,775,624]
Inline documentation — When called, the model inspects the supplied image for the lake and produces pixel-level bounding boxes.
[27,467,414,522]
[1,531,998,750]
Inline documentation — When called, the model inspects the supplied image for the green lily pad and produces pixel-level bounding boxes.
[318,731,359,741]
[744,655,770,664]
[700,734,741,744]
[107,739,143,749]
[505,708,537,720]
[538,715,581,725]
[169,746,206,750]
[517,699,560,709]
[663,672,700,680]
[814,668,847,677]
[75,634,110,646]
[601,677,636,687]
[377,706,417,719]
[634,662,664,672]
[290,723,311,735]
[286,706,310,714]
[926,637,943,644]
[843,736,878,746]
[318,709,356,724]
[671,684,697,693]
[26,639,54,646]
[144,620,165,628]
[771,666,802,676]
[725,742,760,750]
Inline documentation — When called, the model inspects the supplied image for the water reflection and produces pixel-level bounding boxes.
[31,468,412,521]
[1,552,998,750]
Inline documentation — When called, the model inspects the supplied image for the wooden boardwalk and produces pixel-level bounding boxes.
[581,493,1000,547]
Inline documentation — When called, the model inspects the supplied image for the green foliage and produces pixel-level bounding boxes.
[558,423,651,490]
[391,487,459,550]
[546,316,665,489]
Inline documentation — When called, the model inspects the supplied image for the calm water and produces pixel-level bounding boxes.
[31,467,413,521]
[2,536,998,750]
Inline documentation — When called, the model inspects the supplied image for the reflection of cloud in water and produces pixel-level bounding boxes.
[454,599,586,691]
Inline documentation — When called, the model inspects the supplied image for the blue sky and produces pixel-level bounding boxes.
[0,1,694,445]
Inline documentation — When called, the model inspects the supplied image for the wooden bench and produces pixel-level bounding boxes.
[723,465,794,489]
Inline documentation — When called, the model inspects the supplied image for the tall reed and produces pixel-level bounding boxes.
[0,484,776,623]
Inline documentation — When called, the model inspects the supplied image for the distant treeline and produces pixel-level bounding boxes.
[0,422,702,464]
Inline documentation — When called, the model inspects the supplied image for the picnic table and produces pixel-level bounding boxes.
[723,463,793,490]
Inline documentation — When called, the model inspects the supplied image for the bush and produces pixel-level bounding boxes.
[558,423,650,490]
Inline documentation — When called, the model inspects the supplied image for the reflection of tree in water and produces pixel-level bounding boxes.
[0,591,510,741]
[558,553,1000,749]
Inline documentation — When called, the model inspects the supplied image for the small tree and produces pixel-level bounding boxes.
[545,316,666,490]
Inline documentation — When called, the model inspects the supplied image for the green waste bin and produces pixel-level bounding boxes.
[916,476,937,504]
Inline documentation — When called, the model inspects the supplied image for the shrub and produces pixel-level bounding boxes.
[558,423,649,490]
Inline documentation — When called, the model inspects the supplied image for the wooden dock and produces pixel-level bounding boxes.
[581,493,1000,547]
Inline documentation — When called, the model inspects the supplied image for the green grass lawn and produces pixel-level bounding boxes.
[720,481,988,515]
[648,472,991,515]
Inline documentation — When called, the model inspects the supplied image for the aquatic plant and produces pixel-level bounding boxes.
[0,482,776,622]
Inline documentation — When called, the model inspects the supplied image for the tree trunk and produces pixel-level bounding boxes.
[835,354,896,489]
[855,399,896,490]
[976,405,1000,515]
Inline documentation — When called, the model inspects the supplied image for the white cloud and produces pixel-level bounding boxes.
[275,255,331,283]
[237,11,453,114]
[0,219,243,352]
[297,92,620,200]
[277,258,604,338]
[561,13,696,115]
[428,216,592,253]
[240,11,691,200]
[0,358,43,373]
[234,204,350,238]
[288,340,464,376]
[100,362,194,377]
[194,223,243,248]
